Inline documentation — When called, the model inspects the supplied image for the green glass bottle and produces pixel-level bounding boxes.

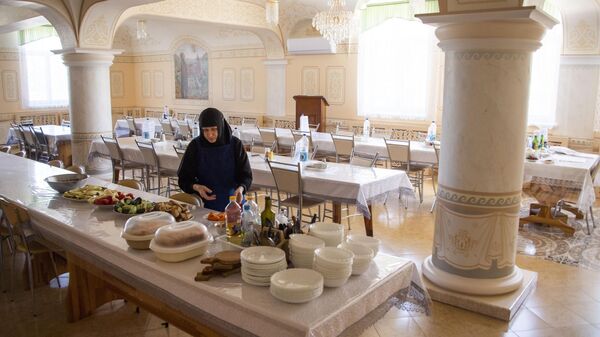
[261,196,276,230]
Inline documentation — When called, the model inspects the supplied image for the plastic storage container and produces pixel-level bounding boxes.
[121,211,175,250]
[149,221,212,262]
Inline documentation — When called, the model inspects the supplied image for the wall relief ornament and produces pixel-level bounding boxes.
[82,15,110,46]
[567,20,598,52]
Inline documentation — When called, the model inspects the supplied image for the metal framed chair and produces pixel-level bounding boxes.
[136,140,179,196]
[101,136,145,183]
[385,139,428,204]
[332,134,354,163]
[275,128,294,155]
[173,145,186,160]
[126,118,140,136]
[259,128,277,153]
[0,197,63,316]
[343,152,380,229]
[19,126,38,160]
[117,179,144,191]
[32,127,54,163]
[170,192,202,207]
[266,160,326,224]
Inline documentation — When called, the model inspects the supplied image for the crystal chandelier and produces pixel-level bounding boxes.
[312,0,354,46]
[266,0,279,25]
[136,20,148,40]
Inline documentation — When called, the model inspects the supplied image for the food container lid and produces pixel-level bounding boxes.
[151,221,211,251]
[122,211,175,241]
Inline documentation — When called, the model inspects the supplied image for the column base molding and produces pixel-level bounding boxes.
[422,256,523,296]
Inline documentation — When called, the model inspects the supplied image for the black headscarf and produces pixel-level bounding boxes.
[197,107,232,147]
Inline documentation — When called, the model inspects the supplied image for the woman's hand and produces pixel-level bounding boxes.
[193,184,216,200]
[234,186,244,204]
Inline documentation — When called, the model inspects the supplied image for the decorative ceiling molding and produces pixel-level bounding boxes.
[279,2,319,40]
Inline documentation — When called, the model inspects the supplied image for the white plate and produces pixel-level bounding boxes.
[242,274,271,287]
[270,286,323,304]
[241,246,285,265]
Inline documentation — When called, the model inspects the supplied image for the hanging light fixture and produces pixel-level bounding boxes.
[266,0,279,25]
[312,0,354,46]
[136,19,148,40]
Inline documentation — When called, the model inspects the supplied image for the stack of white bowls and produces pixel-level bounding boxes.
[338,242,374,275]
[289,234,325,268]
[313,247,354,287]
[270,268,324,303]
[309,222,344,247]
[241,247,287,286]
[346,234,381,257]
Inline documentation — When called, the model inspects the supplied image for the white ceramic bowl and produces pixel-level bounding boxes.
[338,242,374,275]
[346,234,380,257]
[314,247,354,265]
[289,234,325,250]
[270,268,323,292]
[309,223,344,247]
[241,246,285,265]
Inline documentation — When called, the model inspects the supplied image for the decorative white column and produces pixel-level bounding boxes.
[419,8,556,296]
[264,59,287,117]
[60,49,121,168]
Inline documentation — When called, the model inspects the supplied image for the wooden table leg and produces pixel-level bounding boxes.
[332,202,342,223]
[66,252,120,322]
[363,204,374,237]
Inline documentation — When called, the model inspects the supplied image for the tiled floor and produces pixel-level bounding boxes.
[2,180,600,337]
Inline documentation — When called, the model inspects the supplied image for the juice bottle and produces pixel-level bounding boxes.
[225,196,241,239]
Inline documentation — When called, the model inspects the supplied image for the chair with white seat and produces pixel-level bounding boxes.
[126,118,140,136]
[19,126,38,160]
[332,134,354,163]
[101,136,145,183]
[385,139,428,204]
[259,128,277,152]
[136,140,178,196]
[117,179,144,191]
[310,132,336,161]
[170,192,202,207]
[267,160,326,224]
[173,145,186,160]
[275,128,294,155]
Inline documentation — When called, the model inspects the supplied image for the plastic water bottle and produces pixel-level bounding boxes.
[245,195,261,228]
[299,135,309,162]
[142,118,152,139]
[225,196,241,239]
[232,127,241,139]
[192,122,200,138]
[363,117,370,138]
[241,203,256,247]
[162,105,169,120]
[427,121,436,143]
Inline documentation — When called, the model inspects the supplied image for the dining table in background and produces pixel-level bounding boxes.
[0,152,430,337]
[6,125,73,166]
[88,137,414,236]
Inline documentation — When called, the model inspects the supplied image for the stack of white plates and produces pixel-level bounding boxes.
[270,269,324,303]
[309,222,344,247]
[338,242,374,275]
[313,247,354,287]
[241,247,287,286]
[289,234,325,268]
[346,234,381,257]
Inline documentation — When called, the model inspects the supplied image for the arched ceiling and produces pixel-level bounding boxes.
[113,17,265,53]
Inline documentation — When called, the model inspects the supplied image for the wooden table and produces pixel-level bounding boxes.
[0,153,428,337]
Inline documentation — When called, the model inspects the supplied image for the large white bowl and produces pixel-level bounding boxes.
[346,234,380,256]
[338,242,374,275]
[314,247,354,265]
[309,223,344,247]
[289,234,325,249]
[270,268,323,292]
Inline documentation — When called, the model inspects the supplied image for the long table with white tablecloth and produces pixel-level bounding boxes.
[0,153,429,337]
[88,137,414,236]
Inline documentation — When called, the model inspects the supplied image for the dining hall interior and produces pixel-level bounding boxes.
[1,0,600,336]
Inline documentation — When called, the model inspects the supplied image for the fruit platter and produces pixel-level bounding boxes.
[114,197,155,215]
[63,185,107,201]
[88,190,135,206]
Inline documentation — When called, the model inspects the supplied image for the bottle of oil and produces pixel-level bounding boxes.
[225,195,241,239]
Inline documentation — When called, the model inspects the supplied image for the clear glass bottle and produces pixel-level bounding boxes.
[225,196,241,239]
[363,117,370,138]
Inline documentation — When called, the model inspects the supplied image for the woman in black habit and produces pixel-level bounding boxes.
[177,108,252,211]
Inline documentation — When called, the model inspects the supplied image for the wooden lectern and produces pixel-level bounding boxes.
[293,95,328,132]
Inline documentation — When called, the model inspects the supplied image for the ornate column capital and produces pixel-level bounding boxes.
[56,48,123,67]
[418,7,557,52]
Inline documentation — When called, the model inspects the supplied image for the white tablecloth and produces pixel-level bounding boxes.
[6,125,71,152]
[88,137,414,217]
[114,118,190,137]
[523,148,600,210]
[0,153,430,337]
